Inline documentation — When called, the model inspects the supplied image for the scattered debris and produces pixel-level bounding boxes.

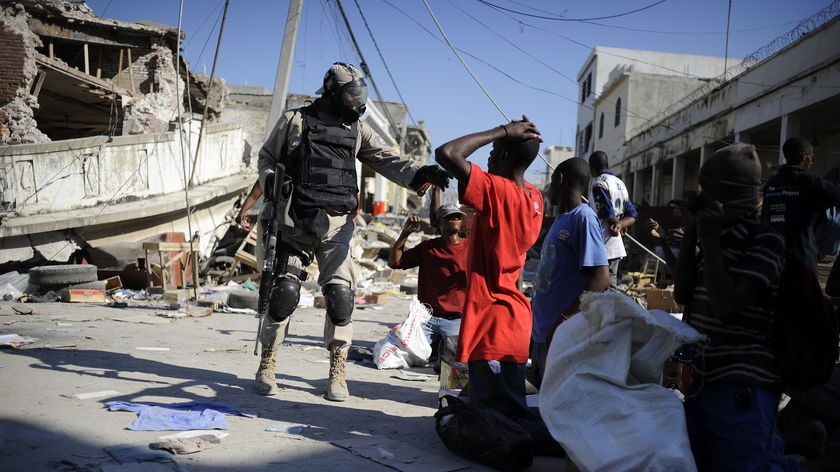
[149,434,221,455]
[113,315,172,325]
[65,390,122,400]
[390,371,433,382]
[12,305,35,315]
[103,444,182,470]
[0,333,38,347]
[265,422,305,434]
[332,435,473,472]
[203,347,247,353]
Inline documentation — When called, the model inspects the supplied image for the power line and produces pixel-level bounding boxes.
[578,18,802,35]
[477,0,668,22]
[334,0,403,141]
[421,0,510,122]
[351,0,417,126]
[448,1,578,87]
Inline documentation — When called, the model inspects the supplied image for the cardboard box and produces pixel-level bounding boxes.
[163,290,183,304]
[439,360,469,393]
[364,293,388,305]
[62,289,106,303]
[103,275,123,292]
[644,288,682,312]
[313,295,326,309]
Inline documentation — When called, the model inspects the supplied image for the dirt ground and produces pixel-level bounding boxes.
[0,292,565,471]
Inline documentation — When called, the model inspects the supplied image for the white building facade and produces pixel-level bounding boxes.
[576,4,840,206]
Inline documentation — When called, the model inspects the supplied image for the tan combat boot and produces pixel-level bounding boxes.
[325,347,349,401]
[255,347,279,396]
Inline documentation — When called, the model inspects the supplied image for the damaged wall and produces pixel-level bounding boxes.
[122,45,185,135]
[0,0,206,142]
[0,3,49,144]
[219,85,271,167]
[0,121,244,218]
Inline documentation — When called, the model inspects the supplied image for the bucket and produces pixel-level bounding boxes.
[373,201,387,216]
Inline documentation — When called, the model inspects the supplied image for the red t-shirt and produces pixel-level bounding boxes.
[392,237,470,319]
[456,163,544,363]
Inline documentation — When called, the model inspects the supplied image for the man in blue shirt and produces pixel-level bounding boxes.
[531,157,610,388]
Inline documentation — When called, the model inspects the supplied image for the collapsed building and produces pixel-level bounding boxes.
[0,0,246,270]
[0,0,432,283]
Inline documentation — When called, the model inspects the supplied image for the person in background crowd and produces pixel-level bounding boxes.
[588,150,637,287]
[529,157,609,389]
[388,186,470,373]
[762,136,840,271]
[673,142,840,471]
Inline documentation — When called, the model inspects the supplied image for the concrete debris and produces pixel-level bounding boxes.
[149,434,221,455]
[67,390,122,400]
[0,2,49,144]
[0,333,38,347]
[1,212,427,316]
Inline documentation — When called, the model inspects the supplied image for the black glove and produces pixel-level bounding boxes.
[411,165,451,190]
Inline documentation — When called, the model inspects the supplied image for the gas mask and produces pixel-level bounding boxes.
[329,78,367,123]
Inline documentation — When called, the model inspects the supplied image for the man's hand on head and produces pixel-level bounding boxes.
[506,115,542,142]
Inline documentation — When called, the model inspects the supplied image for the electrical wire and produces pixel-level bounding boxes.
[190,0,230,186]
[421,0,510,123]
[448,1,578,89]
[334,0,403,141]
[477,0,668,22]
[500,0,800,34]
[351,0,417,126]
[176,0,199,298]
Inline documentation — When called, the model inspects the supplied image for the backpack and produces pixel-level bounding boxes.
[774,249,840,390]
[434,395,533,471]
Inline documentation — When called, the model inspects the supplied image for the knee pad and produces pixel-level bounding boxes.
[268,277,300,322]
[324,284,354,327]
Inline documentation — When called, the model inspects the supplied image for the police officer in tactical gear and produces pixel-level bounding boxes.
[255,62,451,401]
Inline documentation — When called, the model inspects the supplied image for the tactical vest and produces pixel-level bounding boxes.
[285,106,359,212]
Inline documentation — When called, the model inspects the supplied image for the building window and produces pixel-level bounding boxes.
[598,113,605,139]
[584,123,593,154]
[615,97,622,127]
[580,72,593,103]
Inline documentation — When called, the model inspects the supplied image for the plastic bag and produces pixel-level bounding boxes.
[373,298,432,369]
[435,394,533,471]
[539,291,706,472]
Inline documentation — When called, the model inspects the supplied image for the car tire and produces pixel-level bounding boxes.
[228,290,260,310]
[29,264,98,287]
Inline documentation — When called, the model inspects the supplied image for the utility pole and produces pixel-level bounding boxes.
[265,0,303,138]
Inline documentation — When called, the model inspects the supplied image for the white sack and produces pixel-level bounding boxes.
[539,291,706,472]
[373,298,432,369]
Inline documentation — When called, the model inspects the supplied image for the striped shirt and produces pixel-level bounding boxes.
[687,213,785,390]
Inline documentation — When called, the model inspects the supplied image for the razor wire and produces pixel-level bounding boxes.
[629,0,840,137]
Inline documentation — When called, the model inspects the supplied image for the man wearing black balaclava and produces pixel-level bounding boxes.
[254,62,450,401]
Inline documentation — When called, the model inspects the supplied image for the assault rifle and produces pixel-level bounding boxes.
[254,163,286,355]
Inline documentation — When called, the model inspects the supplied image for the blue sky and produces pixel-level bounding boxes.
[85,0,834,180]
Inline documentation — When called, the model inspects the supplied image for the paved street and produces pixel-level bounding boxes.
[0,293,563,471]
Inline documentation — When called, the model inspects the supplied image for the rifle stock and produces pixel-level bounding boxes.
[254,163,286,355]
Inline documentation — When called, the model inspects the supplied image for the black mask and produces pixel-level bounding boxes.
[329,78,367,123]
